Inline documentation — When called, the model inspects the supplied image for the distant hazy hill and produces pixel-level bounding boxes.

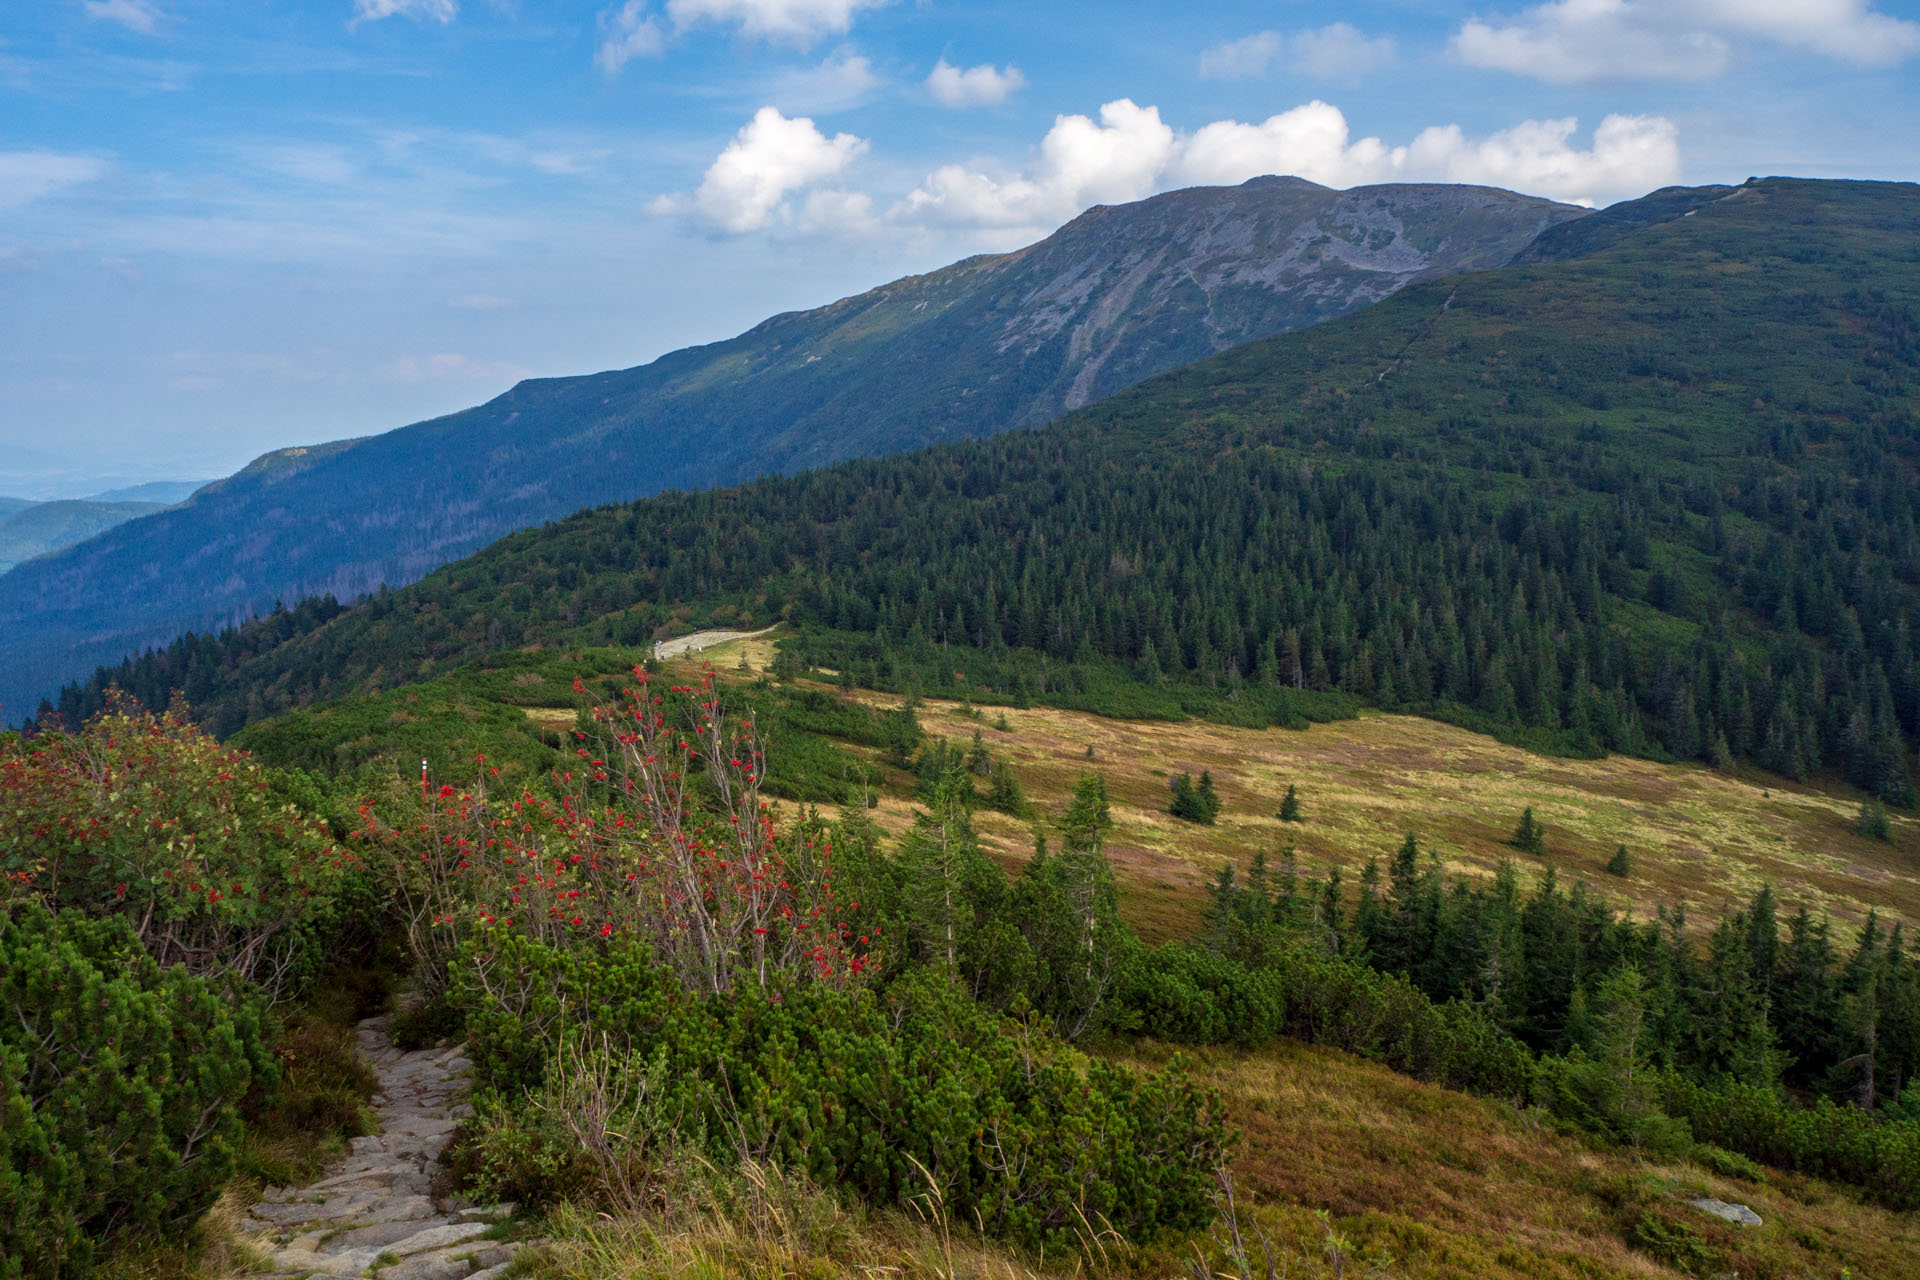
[0,499,167,574]
[0,177,1581,718]
[85,480,207,505]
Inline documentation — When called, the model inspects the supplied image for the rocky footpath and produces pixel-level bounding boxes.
[242,1015,528,1280]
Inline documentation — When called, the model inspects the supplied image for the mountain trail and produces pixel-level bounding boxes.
[653,623,779,659]
[240,1016,528,1280]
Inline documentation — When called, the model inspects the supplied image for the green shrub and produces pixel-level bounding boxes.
[0,906,274,1279]
[0,704,354,1000]
[1627,1208,1719,1276]
[450,934,1229,1249]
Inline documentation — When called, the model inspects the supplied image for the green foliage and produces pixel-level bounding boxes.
[1627,1209,1720,1277]
[0,701,356,999]
[1277,783,1302,823]
[1511,806,1546,855]
[0,905,274,1279]
[1169,771,1221,824]
[451,934,1228,1250]
[1606,844,1631,877]
[1858,796,1892,841]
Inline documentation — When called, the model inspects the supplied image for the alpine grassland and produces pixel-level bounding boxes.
[15,177,1920,1279]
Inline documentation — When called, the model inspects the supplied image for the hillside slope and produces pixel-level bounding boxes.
[0,178,1580,720]
[49,178,1920,804]
[0,498,168,574]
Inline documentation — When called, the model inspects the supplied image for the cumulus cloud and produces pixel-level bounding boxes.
[0,151,108,210]
[1198,31,1281,79]
[82,0,165,34]
[925,59,1025,107]
[1453,0,1919,83]
[900,99,1678,234]
[665,0,890,46]
[596,0,665,73]
[1403,113,1680,206]
[1175,101,1398,190]
[902,99,1175,229]
[351,0,458,28]
[660,106,868,233]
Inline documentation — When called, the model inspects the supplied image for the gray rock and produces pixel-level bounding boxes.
[454,1202,516,1224]
[272,1244,382,1276]
[379,1245,477,1280]
[383,1222,490,1258]
[1688,1196,1762,1227]
[350,1136,385,1156]
[319,1218,449,1254]
[466,1244,513,1270]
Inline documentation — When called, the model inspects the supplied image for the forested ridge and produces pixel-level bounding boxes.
[0,177,1576,723]
[52,177,1920,802]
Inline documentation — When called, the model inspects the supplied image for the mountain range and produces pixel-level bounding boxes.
[49,178,1920,808]
[0,177,1582,721]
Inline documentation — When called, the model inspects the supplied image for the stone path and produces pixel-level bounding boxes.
[242,1015,523,1280]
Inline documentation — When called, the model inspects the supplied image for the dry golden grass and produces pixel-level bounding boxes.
[1111,1037,1920,1280]
[779,681,1918,944]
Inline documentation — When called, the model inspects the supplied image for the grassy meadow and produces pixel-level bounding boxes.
[653,633,1917,949]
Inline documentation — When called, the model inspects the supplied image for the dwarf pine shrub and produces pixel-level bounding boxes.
[0,906,274,1279]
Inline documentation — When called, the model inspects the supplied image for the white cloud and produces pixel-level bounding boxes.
[900,100,1678,234]
[771,47,881,112]
[0,151,108,210]
[662,106,868,233]
[1695,0,1920,64]
[1200,26,1393,80]
[1453,0,1919,83]
[596,0,664,74]
[351,0,458,28]
[1198,30,1281,79]
[82,0,165,34]
[925,59,1026,107]
[902,99,1175,229]
[664,0,890,46]
[1290,23,1397,79]
[796,187,875,234]
[1403,112,1680,206]
[1175,101,1398,191]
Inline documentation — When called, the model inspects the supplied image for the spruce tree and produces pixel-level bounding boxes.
[1512,806,1547,855]
[1197,770,1222,823]
[1606,844,1631,877]
[1169,772,1215,824]
[1059,772,1113,858]
[1858,797,1892,842]
[1278,783,1303,823]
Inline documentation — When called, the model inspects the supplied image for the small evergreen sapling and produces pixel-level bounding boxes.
[1607,844,1631,877]
[1858,797,1892,842]
[1169,772,1215,824]
[1512,806,1546,855]
[1277,783,1303,823]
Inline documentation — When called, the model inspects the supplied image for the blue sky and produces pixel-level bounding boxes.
[3,0,1917,497]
